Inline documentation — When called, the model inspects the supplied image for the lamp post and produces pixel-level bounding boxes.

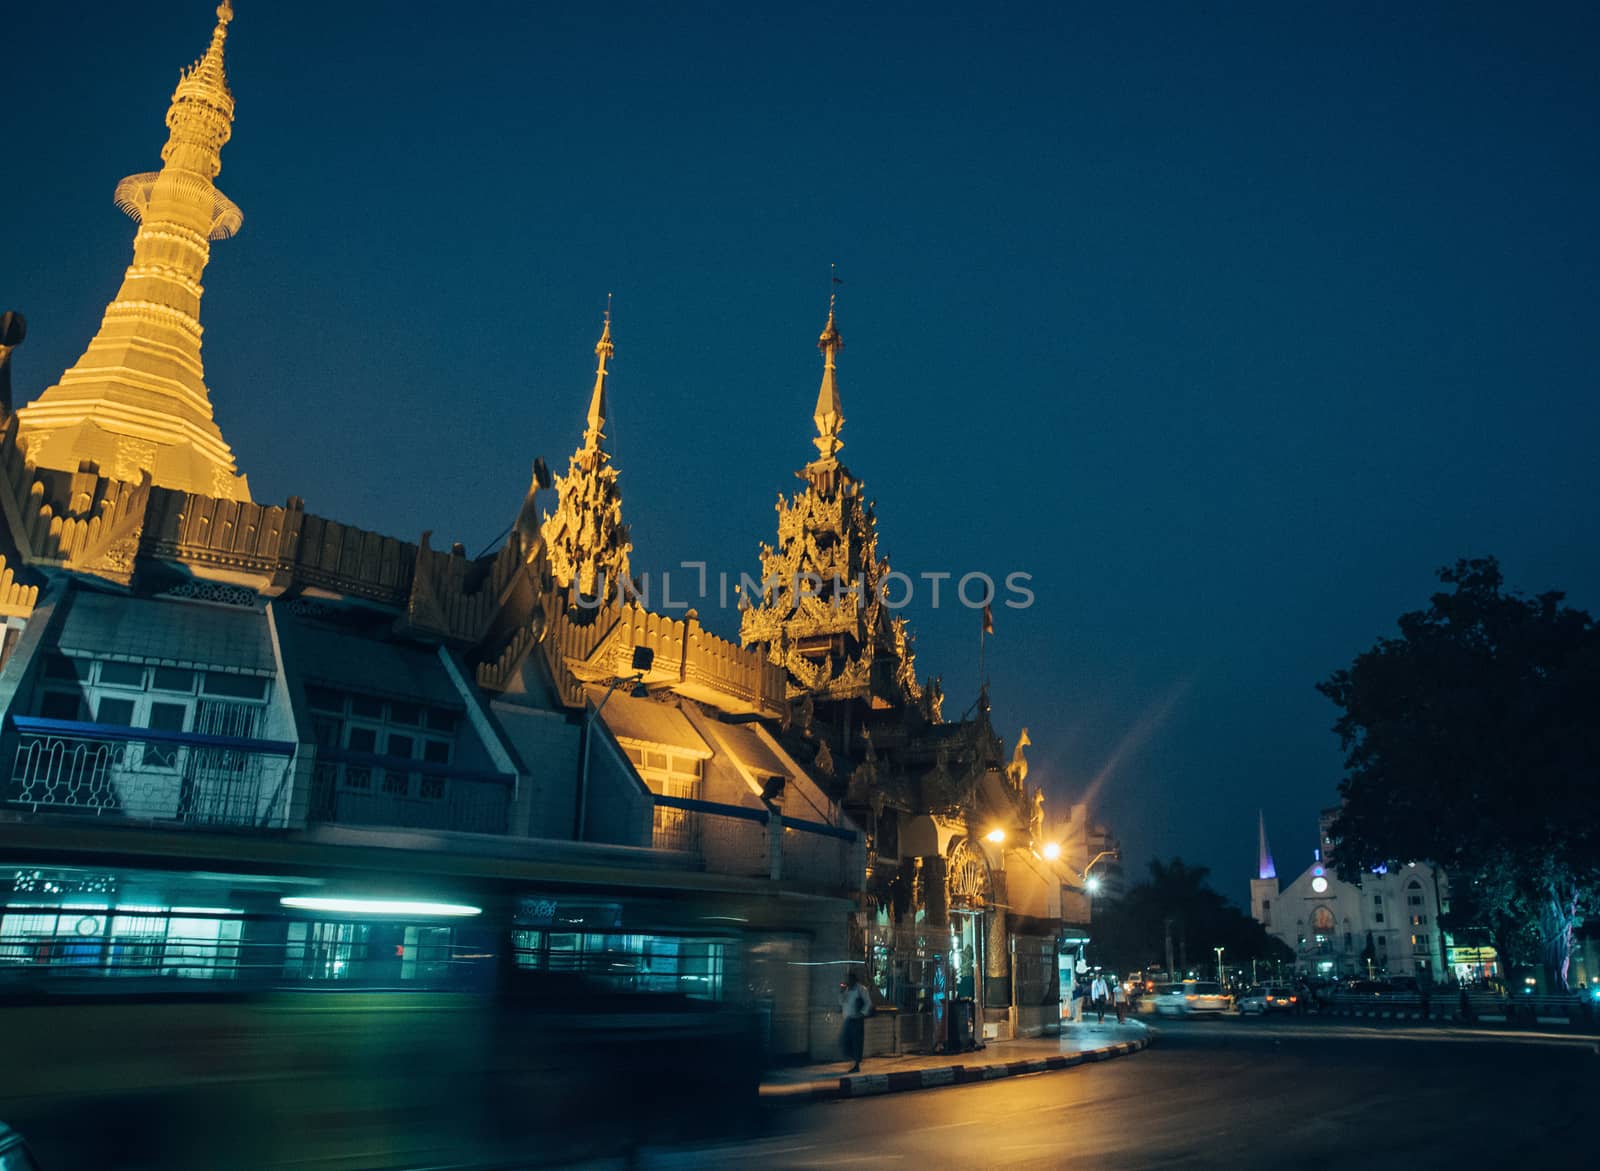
[1079,850,1119,897]
[1214,946,1226,987]
[575,647,654,840]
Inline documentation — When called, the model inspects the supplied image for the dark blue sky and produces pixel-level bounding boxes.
[7,2,1599,902]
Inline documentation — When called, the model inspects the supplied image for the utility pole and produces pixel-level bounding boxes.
[1163,918,1175,980]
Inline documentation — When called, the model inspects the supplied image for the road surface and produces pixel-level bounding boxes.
[618,1016,1596,1169]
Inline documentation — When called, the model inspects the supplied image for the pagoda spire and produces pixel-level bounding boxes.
[541,304,632,603]
[584,295,614,449]
[741,286,931,713]
[812,282,845,462]
[16,1,250,501]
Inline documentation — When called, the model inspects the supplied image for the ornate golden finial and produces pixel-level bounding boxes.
[585,295,614,448]
[813,267,845,461]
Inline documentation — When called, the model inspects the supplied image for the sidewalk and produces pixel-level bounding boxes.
[760,1019,1150,1103]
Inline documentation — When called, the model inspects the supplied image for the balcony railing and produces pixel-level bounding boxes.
[655,794,861,891]
[308,748,515,835]
[7,716,296,827]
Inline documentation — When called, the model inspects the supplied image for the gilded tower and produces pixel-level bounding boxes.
[17,3,250,501]
[540,307,632,603]
[740,299,930,711]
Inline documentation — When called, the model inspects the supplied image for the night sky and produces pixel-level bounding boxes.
[6,2,1599,902]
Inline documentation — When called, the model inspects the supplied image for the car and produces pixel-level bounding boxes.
[1156,980,1231,1016]
[0,1122,42,1171]
[1139,982,1178,1014]
[1236,985,1298,1014]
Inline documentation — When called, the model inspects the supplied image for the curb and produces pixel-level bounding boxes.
[763,1034,1150,1104]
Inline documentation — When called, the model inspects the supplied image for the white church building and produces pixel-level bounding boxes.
[1250,809,1452,981]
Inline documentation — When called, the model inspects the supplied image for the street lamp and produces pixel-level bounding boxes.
[1081,850,1119,896]
[575,646,654,839]
[1214,946,1226,986]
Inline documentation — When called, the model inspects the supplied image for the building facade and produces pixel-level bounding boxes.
[1251,811,1455,981]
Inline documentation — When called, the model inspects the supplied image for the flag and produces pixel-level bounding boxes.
[982,604,994,636]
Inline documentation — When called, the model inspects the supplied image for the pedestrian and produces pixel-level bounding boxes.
[1112,977,1128,1024]
[839,969,872,1073]
[1091,973,1109,1023]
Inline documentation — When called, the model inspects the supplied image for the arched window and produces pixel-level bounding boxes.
[1311,906,1335,933]
[1406,879,1424,908]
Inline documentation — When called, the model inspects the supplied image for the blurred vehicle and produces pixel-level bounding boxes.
[1139,982,1177,1015]
[1236,985,1297,1015]
[0,876,763,1171]
[0,1122,42,1171]
[1155,980,1230,1016]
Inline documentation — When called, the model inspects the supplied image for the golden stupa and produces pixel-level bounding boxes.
[17,3,250,500]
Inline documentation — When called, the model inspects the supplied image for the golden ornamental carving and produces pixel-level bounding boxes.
[947,836,992,909]
[1006,728,1031,791]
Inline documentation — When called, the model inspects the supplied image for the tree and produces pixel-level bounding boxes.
[1319,558,1600,991]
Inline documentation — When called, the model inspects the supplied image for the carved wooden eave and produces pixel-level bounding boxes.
[0,552,40,619]
[397,527,544,648]
[489,598,788,718]
[0,406,563,646]
[558,604,787,718]
[0,412,153,589]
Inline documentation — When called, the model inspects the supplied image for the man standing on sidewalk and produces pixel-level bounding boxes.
[840,970,872,1073]
[1091,973,1109,1024]
[1112,978,1128,1024]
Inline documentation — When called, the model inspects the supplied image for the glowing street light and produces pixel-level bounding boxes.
[1079,850,1119,897]
[1042,842,1062,861]
[984,828,1007,844]
[1214,945,1226,985]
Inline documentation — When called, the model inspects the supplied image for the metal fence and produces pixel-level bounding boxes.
[1324,988,1600,1029]
[308,749,514,835]
[656,795,861,891]
[6,716,296,827]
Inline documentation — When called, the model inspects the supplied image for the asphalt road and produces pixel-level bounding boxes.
[619,1017,1597,1170]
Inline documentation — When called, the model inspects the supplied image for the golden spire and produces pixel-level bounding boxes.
[584,294,614,449]
[16,1,249,501]
[541,300,632,602]
[812,273,845,462]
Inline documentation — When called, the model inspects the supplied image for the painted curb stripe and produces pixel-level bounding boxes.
[771,1036,1149,1105]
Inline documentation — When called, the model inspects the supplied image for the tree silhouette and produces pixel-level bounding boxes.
[1320,557,1600,991]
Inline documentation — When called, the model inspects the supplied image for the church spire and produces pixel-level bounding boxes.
[812,283,844,462]
[584,295,614,449]
[16,1,249,501]
[1257,810,1277,881]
